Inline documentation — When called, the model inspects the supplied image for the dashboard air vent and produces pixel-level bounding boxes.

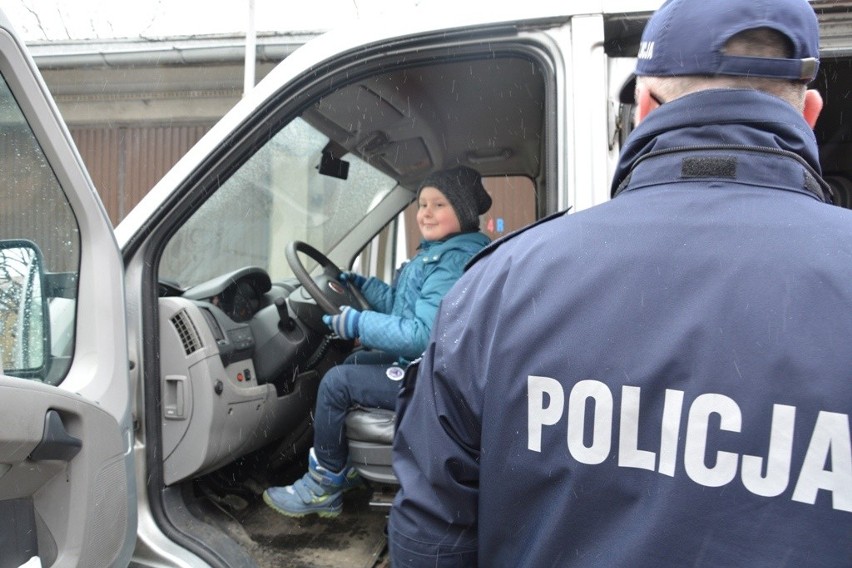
[171,309,203,355]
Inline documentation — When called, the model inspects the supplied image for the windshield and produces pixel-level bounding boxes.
[160,117,396,288]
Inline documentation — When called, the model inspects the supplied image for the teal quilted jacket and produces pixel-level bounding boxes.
[358,231,490,363]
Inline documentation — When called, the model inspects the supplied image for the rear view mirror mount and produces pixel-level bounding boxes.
[319,149,350,180]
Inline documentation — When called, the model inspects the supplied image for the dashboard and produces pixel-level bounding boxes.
[157,265,318,385]
[170,266,273,323]
[217,278,262,322]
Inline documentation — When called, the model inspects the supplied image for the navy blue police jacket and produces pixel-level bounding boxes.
[388,89,852,567]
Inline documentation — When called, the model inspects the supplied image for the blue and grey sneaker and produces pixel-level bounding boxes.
[262,448,361,518]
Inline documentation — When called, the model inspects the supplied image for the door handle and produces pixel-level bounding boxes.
[29,409,82,462]
[164,375,187,419]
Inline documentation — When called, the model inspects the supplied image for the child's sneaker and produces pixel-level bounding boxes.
[341,464,365,493]
[262,448,359,518]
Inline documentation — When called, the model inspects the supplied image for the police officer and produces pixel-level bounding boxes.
[388,0,852,566]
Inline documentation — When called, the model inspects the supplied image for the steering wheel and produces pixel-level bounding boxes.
[285,241,371,314]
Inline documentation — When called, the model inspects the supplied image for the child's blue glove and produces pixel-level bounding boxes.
[339,271,367,289]
[322,306,361,339]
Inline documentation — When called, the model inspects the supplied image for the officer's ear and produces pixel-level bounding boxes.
[803,89,823,129]
[634,83,662,125]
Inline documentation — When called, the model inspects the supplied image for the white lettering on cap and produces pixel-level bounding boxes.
[638,41,655,60]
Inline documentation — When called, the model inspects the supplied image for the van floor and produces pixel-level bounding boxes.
[192,469,391,568]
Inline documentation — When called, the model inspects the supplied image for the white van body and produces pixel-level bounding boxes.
[1,2,850,566]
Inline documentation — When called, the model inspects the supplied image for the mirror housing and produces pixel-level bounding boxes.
[0,239,49,377]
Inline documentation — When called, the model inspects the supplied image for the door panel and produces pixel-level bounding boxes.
[0,13,135,568]
[0,378,129,567]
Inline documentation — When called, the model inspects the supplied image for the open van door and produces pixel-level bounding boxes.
[0,11,136,568]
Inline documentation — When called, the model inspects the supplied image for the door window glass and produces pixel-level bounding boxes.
[0,73,80,384]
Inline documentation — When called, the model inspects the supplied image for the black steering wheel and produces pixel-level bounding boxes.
[285,241,371,314]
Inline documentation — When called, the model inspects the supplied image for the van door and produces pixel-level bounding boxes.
[0,13,136,568]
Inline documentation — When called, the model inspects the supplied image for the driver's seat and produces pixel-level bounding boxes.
[345,407,397,485]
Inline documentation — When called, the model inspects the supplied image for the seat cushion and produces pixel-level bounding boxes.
[345,407,395,444]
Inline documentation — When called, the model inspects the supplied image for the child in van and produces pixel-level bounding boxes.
[263,165,492,517]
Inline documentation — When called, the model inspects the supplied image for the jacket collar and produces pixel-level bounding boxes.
[418,231,489,251]
[612,89,824,198]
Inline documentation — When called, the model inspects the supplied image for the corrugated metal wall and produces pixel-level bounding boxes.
[70,124,211,226]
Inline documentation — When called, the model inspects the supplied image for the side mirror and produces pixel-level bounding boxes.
[0,239,49,377]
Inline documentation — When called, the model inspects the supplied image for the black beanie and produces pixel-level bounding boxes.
[417,166,492,233]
